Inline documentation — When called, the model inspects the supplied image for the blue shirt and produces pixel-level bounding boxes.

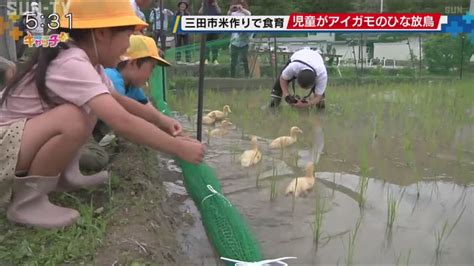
[105,68,149,104]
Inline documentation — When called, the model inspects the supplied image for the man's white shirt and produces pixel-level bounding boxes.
[280,48,328,96]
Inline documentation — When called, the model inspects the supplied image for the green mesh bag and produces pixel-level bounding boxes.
[176,159,263,264]
[175,159,222,201]
[199,186,263,262]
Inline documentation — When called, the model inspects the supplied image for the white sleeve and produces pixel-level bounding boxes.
[149,10,154,22]
[280,63,298,81]
[314,72,327,95]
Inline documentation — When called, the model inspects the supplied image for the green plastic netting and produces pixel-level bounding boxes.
[150,64,264,264]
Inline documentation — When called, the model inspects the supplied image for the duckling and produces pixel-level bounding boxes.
[202,112,217,125]
[285,162,315,197]
[209,120,233,137]
[269,126,303,149]
[209,105,232,120]
[240,136,262,167]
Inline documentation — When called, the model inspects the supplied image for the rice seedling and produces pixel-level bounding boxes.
[294,152,299,167]
[270,176,278,201]
[358,176,369,208]
[386,189,397,229]
[371,114,378,147]
[434,206,466,255]
[346,217,362,266]
[312,196,326,247]
[454,188,468,208]
[395,249,412,266]
[395,252,402,266]
[230,145,240,163]
[406,249,412,266]
[403,133,414,168]
[255,172,261,188]
[415,182,421,199]
[387,187,406,229]
[430,180,440,200]
[270,160,279,201]
[358,149,370,208]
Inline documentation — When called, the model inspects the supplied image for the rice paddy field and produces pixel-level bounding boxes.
[168,79,473,265]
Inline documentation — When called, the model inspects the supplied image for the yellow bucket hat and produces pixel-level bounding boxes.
[55,0,148,31]
[120,35,171,66]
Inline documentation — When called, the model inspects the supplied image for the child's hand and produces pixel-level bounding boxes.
[176,138,205,164]
[161,116,183,136]
[177,135,201,144]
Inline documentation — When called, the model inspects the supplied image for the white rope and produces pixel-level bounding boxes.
[200,185,232,207]
[220,256,297,266]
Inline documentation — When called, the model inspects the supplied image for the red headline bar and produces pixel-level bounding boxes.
[288,13,442,30]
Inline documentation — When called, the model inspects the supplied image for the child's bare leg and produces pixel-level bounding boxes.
[16,104,90,175]
[57,114,110,192]
[7,104,90,228]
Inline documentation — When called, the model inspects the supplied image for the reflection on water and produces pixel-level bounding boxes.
[168,83,473,264]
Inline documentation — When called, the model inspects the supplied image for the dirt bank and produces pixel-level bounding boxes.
[93,141,199,265]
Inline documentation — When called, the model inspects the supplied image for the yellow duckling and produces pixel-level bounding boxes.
[209,105,232,120]
[285,162,316,197]
[240,136,262,167]
[269,126,303,149]
[209,120,233,137]
[202,112,217,125]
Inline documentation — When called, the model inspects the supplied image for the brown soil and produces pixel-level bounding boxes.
[93,141,194,265]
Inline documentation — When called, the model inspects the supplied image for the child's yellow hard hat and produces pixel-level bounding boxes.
[55,0,148,31]
[120,35,171,66]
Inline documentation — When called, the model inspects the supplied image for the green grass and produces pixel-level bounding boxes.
[0,187,112,264]
[0,143,175,265]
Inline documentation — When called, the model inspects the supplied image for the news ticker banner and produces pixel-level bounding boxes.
[173,13,474,43]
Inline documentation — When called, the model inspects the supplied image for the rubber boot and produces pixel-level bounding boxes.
[56,152,109,192]
[269,96,282,108]
[6,174,80,229]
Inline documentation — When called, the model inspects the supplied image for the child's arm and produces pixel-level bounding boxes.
[88,93,204,164]
[145,101,183,136]
[110,89,182,136]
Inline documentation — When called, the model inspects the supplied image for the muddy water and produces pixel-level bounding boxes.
[168,84,473,265]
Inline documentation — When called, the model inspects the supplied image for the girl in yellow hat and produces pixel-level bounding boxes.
[0,0,205,229]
